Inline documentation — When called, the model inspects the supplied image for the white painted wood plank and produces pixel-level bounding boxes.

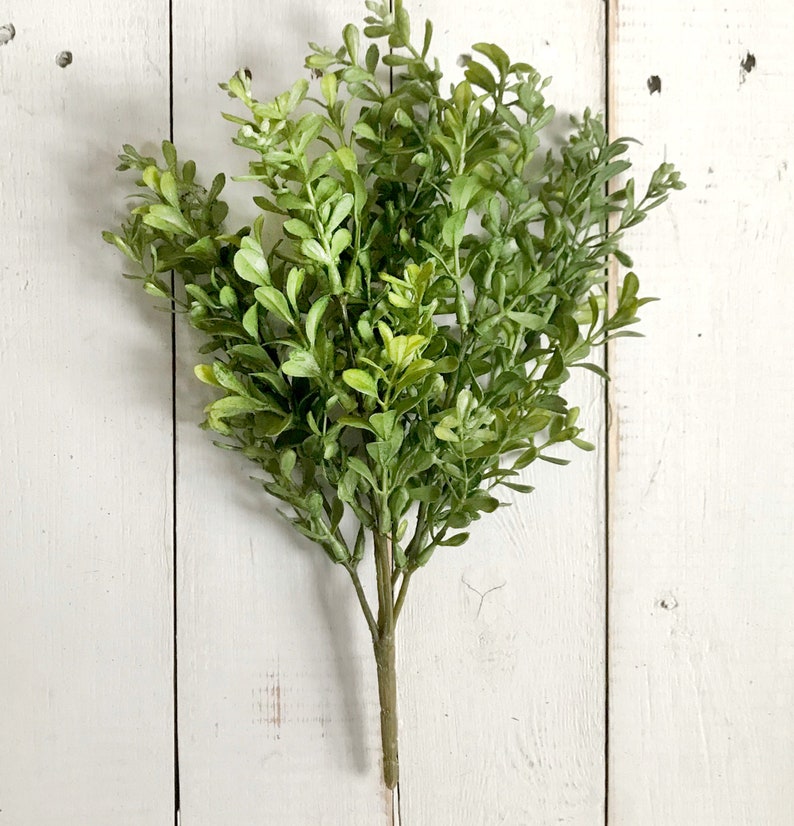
[171,1,608,822]
[171,3,390,823]
[396,4,608,823]
[608,2,794,823]
[0,2,174,823]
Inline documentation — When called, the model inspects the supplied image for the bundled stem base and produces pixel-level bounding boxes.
[375,631,399,789]
[373,531,399,789]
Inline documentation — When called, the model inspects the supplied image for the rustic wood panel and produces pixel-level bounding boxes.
[0,1,174,823]
[171,3,389,823]
[396,3,608,824]
[608,1,794,823]
[171,1,608,824]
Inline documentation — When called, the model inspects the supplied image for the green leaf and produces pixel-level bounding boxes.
[450,175,483,211]
[284,218,315,239]
[194,363,222,387]
[159,170,180,208]
[301,238,332,265]
[328,193,354,232]
[330,228,352,259]
[184,236,217,264]
[286,267,305,311]
[143,204,193,236]
[539,453,571,466]
[343,23,360,63]
[212,362,249,395]
[407,485,441,502]
[365,43,379,73]
[142,165,160,192]
[422,18,433,57]
[185,284,215,307]
[433,356,458,373]
[287,77,310,112]
[467,492,500,513]
[102,231,137,261]
[276,192,312,211]
[281,349,321,378]
[542,350,565,382]
[255,285,294,325]
[621,272,640,301]
[347,456,377,490]
[242,304,259,340]
[335,146,358,172]
[442,210,467,248]
[575,361,610,380]
[234,247,270,286]
[507,311,546,330]
[206,395,264,419]
[280,449,297,477]
[342,369,379,398]
[501,481,535,494]
[253,195,286,215]
[219,285,237,312]
[472,42,510,75]
[208,172,225,201]
[308,154,335,182]
[464,60,496,92]
[438,532,469,547]
[305,294,330,347]
[353,122,379,142]
[321,72,338,106]
[338,415,374,432]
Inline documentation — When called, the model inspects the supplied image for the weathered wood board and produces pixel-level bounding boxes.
[2,0,793,823]
[608,1,794,823]
[0,1,174,823]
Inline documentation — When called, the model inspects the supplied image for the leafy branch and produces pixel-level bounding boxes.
[104,0,683,791]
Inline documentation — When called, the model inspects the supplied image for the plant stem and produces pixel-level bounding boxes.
[393,569,413,623]
[373,531,399,789]
[343,562,378,642]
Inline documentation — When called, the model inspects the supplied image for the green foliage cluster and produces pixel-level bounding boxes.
[104,0,682,788]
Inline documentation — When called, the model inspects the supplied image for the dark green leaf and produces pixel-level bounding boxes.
[438,532,470,547]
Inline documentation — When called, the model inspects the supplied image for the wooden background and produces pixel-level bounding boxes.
[2,1,792,823]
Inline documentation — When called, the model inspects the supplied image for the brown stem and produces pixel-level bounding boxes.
[373,531,399,789]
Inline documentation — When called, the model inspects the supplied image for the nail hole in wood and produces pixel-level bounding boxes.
[0,22,15,45]
[647,75,662,95]
[740,51,756,75]
[56,50,73,68]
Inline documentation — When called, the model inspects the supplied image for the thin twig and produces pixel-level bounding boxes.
[393,569,413,624]
[343,562,379,641]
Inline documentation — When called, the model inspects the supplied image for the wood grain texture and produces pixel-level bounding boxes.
[0,1,174,823]
[608,2,794,823]
[171,2,608,824]
[396,4,608,824]
[171,3,389,823]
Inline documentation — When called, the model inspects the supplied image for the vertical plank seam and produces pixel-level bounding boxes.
[168,0,181,820]
[387,7,401,824]
[604,1,618,824]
